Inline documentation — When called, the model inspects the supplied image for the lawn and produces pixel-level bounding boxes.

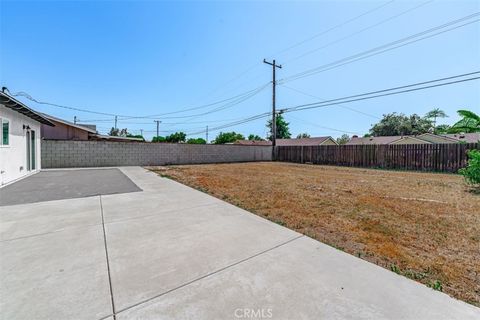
[149,162,480,306]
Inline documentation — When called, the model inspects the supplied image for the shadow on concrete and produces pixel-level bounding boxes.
[0,168,142,206]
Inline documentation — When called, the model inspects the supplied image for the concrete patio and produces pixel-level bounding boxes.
[0,167,478,319]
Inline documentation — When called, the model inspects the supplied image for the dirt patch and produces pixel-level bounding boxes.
[148,162,480,306]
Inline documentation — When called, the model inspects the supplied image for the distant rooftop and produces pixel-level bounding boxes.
[235,136,336,146]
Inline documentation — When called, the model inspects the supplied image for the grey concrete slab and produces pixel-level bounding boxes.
[104,202,300,312]
[117,236,480,320]
[100,187,221,223]
[2,166,478,319]
[0,224,113,320]
[0,168,141,206]
[0,196,102,241]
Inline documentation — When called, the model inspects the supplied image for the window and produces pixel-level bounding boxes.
[0,118,9,146]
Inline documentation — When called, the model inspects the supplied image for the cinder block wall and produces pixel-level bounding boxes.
[41,140,272,168]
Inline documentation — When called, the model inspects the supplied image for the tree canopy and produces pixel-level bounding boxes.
[187,137,206,144]
[109,127,129,137]
[151,136,166,143]
[296,133,310,139]
[248,134,264,141]
[369,113,433,136]
[266,114,291,140]
[213,131,245,144]
[165,132,186,143]
[448,110,480,133]
[336,134,350,145]
[425,108,448,134]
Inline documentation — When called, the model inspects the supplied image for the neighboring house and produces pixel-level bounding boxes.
[419,133,479,144]
[41,113,97,140]
[346,133,479,145]
[0,91,55,186]
[90,134,145,142]
[235,136,338,146]
[41,114,144,142]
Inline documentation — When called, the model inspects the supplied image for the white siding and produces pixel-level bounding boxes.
[0,104,42,186]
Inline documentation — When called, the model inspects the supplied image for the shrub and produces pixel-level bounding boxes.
[187,138,206,144]
[459,149,480,187]
[213,131,245,144]
[165,132,186,143]
[151,136,166,143]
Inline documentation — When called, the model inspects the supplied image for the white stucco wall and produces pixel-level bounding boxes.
[0,104,42,186]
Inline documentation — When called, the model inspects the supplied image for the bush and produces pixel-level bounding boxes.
[459,149,480,187]
[213,131,245,144]
[187,138,206,144]
[151,136,166,143]
[165,132,186,143]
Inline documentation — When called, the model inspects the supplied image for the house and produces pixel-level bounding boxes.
[0,91,55,186]
[346,133,479,145]
[418,133,479,144]
[41,113,97,140]
[41,114,144,142]
[235,136,338,146]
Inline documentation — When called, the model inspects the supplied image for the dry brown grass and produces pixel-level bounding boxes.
[149,162,480,306]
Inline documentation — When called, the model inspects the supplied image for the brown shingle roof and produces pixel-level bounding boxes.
[345,136,403,145]
[442,133,480,144]
[347,133,480,145]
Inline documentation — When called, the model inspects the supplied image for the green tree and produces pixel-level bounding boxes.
[187,137,206,144]
[267,114,291,140]
[425,108,448,134]
[151,136,166,143]
[165,132,186,143]
[213,131,245,144]
[448,110,480,133]
[296,133,310,139]
[336,134,350,145]
[248,134,264,141]
[435,124,451,134]
[369,113,433,136]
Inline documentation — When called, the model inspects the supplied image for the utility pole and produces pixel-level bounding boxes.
[154,120,161,137]
[206,125,209,143]
[140,129,143,136]
[114,116,118,129]
[74,116,77,124]
[263,59,282,149]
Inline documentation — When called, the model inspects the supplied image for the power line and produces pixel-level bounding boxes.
[201,1,397,102]
[285,0,433,64]
[280,84,381,119]
[9,91,122,117]
[281,72,480,113]
[280,12,480,83]
[160,72,479,138]
[77,116,253,125]
[186,112,270,136]
[271,0,395,58]
[119,82,269,119]
[120,83,269,120]
[288,115,361,135]
[7,82,269,120]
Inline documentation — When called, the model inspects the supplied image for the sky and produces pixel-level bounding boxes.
[1,0,479,141]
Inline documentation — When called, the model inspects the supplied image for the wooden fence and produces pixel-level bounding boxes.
[275,143,479,172]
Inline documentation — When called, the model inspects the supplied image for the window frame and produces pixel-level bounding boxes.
[0,117,10,147]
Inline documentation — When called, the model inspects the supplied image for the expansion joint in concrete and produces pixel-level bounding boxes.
[99,195,117,320]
